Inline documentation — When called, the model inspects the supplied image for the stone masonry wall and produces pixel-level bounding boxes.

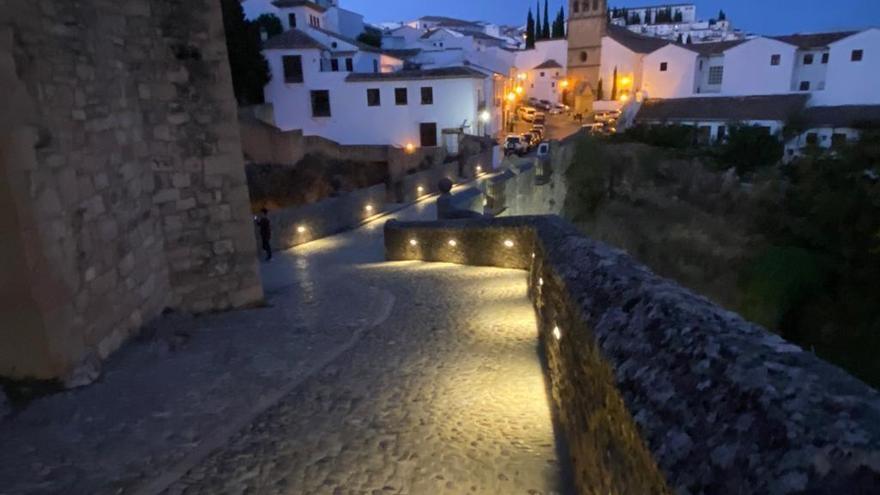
[0,0,262,380]
[385,216,880,495]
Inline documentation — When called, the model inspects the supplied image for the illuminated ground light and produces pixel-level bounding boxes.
[552,325,562,340]
[538,277,544,286]
[504,239,514,248]
[483,198,488,207]
[405,143,416,153]
[365,204,374,213]
[296,225,306,234]
[417,186,425,195]
[476,165,483,173]
[531,252,536,259]
[448,239,457,247]
[409,238,418,246]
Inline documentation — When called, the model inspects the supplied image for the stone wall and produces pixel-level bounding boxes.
[0,0,262,380]
[268,183,387,250]
[384,216,880,495]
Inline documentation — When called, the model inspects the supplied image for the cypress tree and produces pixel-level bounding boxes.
[220,0,270,105]
[542,0,551,39]
[596,78,604,101]
[677,33,683,43]
[686,34,692,44]
[552,6,565,38]
[719,9,727,21]
[526,9,536,48]
[535,1,542,40]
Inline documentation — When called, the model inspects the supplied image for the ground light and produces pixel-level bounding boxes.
[409,239,418,246]
[448,239,457,247]
[504,239,515,248]
[365,204,374,213]
[476,165,482,173]
[553,325,562,341]
[296,225,306,234]
[417,186,425,195]
[480,110,491,123]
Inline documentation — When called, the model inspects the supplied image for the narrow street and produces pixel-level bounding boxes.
[0,198,572,495]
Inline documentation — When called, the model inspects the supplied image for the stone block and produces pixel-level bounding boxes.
[152,188,179,204]
[229,284,263,308]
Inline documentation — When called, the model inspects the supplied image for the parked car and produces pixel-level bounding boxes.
[533,112,546,125]
[549,102,569,115]
[537,99,553,110]
[518,106,537,122]
[521,132,537,150]
[582,122,604,134]
[593,109,621,123]
[527,97,541,107]
[505,134,528,155]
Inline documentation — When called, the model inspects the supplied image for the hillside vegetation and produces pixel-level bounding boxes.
[564,133,880,388]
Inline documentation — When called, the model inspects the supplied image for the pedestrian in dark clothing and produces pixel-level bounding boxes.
[255,208,272,261]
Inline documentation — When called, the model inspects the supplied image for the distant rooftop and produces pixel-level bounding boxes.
[417,15,481,27]
[684,39,748,55]
[533,59,563,70]
[346,66,487,82]
[263,29,328,50]
[271,0,327,13]
[606,25,670,54]
[637,94,810,122]
[801,105,880,128]
[772,31,859,49]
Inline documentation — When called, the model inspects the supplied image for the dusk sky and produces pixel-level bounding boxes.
[336,0,878,36]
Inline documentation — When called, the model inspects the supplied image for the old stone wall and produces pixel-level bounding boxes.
[0,0,262,380]
[384,216,880,495]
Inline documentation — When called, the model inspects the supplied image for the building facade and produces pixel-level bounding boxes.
[567,0,608,111]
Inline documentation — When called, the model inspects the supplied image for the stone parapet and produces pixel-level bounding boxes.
[384,215,880,495]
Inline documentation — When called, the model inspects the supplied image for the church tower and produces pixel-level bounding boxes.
[567,0,607,111]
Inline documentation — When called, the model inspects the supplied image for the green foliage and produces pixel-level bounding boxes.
[220,0,270,105]
[357,30,382,48]
[596,79,604,101]
[564,135,614,221]
[542,0,551,39]
[526,9,536,48]
[625,124,694,149]
[719,125,783,175]
[739,246,825,330]
[254,13,283,40]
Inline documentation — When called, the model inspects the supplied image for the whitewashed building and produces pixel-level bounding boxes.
[608,3,744,44]
[514,39,569,104]
[261,4,501,147]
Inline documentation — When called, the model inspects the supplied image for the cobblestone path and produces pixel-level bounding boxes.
[1,199,571,495]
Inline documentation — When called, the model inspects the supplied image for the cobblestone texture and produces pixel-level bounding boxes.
[0,200,571,495]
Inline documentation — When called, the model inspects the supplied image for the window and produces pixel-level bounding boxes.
[699,60,704,70]
[799,81,811,91]
[717,125,726,143]
[330,58,339,72]
[579,51,588,63]
[420,123,438,147]
[708,66,723,85]
[660,62,668,71]
[852,49,863,62]
[288,13,296,29]
[592,0,599,10]
[282,55,303,83]
[395,87,408,105]
[821,53,829,64]
[803,53,814,65]
[309,15,320,27]
[540,71,545,77]
[420,87,433,105]
[818,81,826,90]
[367,88,380,107]
[572,1,579,13]
[345,58,353,72]
[310,90,330,117]
[552,82,556,88]
[806,132,818,145]
[372,60,379,73]
[770,54,781,66]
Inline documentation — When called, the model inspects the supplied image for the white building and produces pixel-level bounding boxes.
[609,3,744,44]
[514,39,569,104]
[261,4,502,147]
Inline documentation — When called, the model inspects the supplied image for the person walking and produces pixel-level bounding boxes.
[255,208,272,261]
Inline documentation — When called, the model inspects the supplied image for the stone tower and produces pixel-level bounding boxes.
[567,0,607,111]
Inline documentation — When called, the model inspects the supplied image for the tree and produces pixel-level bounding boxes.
[676,33,683,43]
[719,9,727,21]
[628,12,641,25]
[254,14,283,41]
[542,0,551,39]
[596,78,604,101]
[611,66,618,101]
[526,9,536,48]
[220,0,270,105]
[357,30,382,48]
[535,1,546,41]
[686,34,693,44]
[674,10,683,22]
[719,125,784,175]
[552,6,566,38]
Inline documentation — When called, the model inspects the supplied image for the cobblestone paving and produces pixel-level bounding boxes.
[167,263,568,495]
[1,198,571,494]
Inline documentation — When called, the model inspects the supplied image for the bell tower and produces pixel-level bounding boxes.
[567,0,607,111]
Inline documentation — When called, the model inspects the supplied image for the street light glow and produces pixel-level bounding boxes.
[504,239,514,248]
[296,225,306,234]
[448,239,457,247]
[515,85,524,95]
[620,93,630,102]
[560,79,569,89]
[365,204,374,213]
[506,92,516,102]
[553,326,562,341]
[409,238,418,246]
[480,110,491,122]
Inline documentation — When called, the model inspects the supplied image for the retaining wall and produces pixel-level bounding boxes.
[384,215,880,495]
[268,184,387,250]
